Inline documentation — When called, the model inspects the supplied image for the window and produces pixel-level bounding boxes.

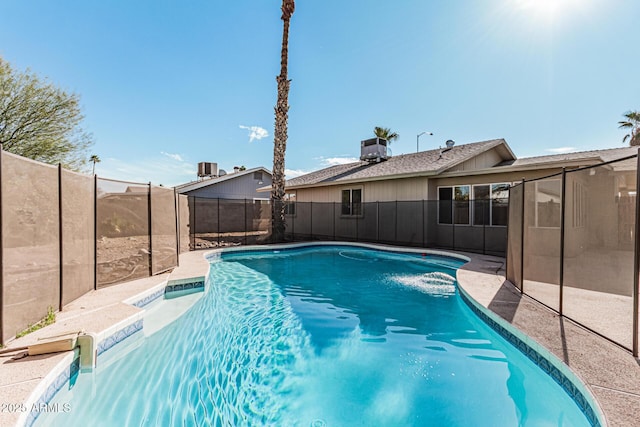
[473,185,490,225]
[253,171,263,181]
[440,183,509,226]
[491,184,509,226]
[438,185,470,225]
[284,192,296,216]
[438,187,453,224]
[453,186,470,224]
[341,188,362,216]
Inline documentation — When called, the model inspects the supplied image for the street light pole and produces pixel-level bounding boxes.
[417,131,433,152]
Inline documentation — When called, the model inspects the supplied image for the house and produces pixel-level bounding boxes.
[176,167,273,246]
[279,138,637,255]
[176,166,272,200]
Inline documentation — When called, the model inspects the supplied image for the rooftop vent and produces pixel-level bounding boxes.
[198,162,218,178]
[440,139,456,158]
[360,137,389,162]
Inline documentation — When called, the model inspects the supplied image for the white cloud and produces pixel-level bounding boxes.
[161,151,184,162]
[239,125,269,142]
[97,154,196,187]
[319,156,359,166]
[545,147,577,154]
[285,168,310,179]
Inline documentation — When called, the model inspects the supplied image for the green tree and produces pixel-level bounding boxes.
[373,126,399,144]
[90,154,100,175]
[271,0,295,243]
[619,111,640,146]
[0,57,93,171]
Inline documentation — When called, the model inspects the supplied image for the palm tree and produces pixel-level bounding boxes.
[619,111,640,146]
[90,154,100,175]
[373,126,399,144]
[271,0,295,243]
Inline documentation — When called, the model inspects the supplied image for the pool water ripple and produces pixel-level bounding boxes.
[37,247,595,426]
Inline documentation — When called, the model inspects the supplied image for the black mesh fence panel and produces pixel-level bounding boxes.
[219,199,247,245]
[396,201,423,246]
[334,204,357,241]
[96,179,150,287]
[425,201,453,249]
[192,197,219,249]
[377,202,397,244]
[246,200,271,245]
[61,169,95,306]
[178,194,190,253]
[151,186,178,274]
[357,202,378,243]
[563,161,636,349]
[2,153,60,340]
[292,202,312,240]
[522,177,562,311]
[310,202,335,241]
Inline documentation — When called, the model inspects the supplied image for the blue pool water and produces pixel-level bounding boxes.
[38,246,593,426]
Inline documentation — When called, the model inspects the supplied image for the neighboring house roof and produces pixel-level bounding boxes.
[498,146,638,169]
[176,167,271,193]
[285,139,513,189]
[283,140,638,190]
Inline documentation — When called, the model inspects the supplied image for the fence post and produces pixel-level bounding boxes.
[559,168,567,316]
[483,199,487,255]
[395,200,398,244]
[633,151,640,357]
[376,202,380,243]
[0,145,4,343]
[190,196,196,251]
[333,202,336,241]
[94,174,98,290]
[291,200,295,241]
[310,201,313,241]
[148,182,153,276]
[217,198,221,247]
[58,164,63,311]
[244,198,248,246]
[174,188,180,266]
[519,179,525,294]
[422,200,425,248]
[452,209,456,251]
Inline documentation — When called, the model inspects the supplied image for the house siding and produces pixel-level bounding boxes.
[446,147,504,172]
[182,172,272,200]
[295,176,430,203]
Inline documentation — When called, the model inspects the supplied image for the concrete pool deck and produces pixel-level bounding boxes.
[0,245,639,426]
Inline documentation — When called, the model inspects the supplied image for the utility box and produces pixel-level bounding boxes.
[360,138,389,162]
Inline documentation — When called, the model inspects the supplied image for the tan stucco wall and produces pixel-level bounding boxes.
[294,176,430,203]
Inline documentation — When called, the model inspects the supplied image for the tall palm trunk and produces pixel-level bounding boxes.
[271,0,295,243]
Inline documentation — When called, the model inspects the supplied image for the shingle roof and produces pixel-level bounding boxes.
[502,146,638,168]
[284,141,638,190]
[286,139,508,188]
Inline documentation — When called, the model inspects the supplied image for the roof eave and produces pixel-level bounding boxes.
[436,157,603,178]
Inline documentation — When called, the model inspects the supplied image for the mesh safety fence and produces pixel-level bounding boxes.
[96,179,150,287]
[61,169,94,305]
[1,153,60,341]
[151,186,178,274]
[506,153,640,352]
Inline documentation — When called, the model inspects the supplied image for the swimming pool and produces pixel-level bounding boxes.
[37,244,598,426]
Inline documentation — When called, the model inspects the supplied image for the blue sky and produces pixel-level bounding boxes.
[1,0,638,186]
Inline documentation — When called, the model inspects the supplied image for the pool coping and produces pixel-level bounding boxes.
[3,243,639,426]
